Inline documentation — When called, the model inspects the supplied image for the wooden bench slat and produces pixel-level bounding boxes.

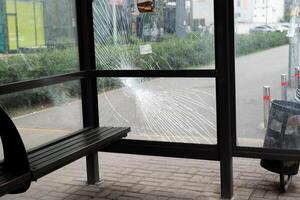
[29,127,114,162]
[30,127,129,179]
[30,127,127,168]
[28,127,109,158]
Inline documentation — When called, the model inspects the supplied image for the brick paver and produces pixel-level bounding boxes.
[1,153,300,200]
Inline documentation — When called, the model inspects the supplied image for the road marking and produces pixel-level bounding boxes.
[18,127,70,134]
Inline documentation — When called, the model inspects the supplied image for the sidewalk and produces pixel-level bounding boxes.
[1,153,300,200]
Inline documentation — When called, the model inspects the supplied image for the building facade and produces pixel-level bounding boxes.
[192,0,213,27]
[253,0,284,23]
[235,0,284,24]
[235,0,254,23]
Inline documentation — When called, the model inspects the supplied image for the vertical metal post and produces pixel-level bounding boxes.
[2,0,9,52]
[112,0,117,44]
[176,0,186,37]
[190,0,194,31]
[263,86,271,128]
[265,0,268,24]
[288,3,299,87]
[214,0,234,198]
[281,74,288,101]
[33,0,38,47]
[86,153,100,184]
[76,0,100,184]
[295,67,300,88]
[14,0,19,49]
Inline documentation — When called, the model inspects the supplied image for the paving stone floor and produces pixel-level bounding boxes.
[1,153,300,200]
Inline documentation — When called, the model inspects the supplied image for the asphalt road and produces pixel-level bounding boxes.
[12,45,294,150]
[236,45,293,146]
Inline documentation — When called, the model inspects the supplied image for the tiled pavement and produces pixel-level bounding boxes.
[1,153,300,200]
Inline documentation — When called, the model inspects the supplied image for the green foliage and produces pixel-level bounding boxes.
[235,32,289,56]
[96,32,287,70]
[0,48,79,84]
[148,33,214,69]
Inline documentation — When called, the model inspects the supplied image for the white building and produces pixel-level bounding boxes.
[235,0,254,23]
[192,0,213,26]
[253,0,284,23]
[235,0,284,24]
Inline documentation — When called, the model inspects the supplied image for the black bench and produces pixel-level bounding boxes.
[0,106,129,196]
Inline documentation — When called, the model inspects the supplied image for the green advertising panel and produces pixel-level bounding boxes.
[0,0,5,52]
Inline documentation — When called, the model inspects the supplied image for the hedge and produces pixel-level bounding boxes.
[0,32,289,115]
[95,33,215,70]
[235,32,289,56]
[95,32,288,70]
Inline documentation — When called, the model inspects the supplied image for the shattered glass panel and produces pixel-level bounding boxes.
[98,78,217,144]
[93,0,215,70]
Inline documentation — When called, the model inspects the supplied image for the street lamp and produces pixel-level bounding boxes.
[266,0,268,24]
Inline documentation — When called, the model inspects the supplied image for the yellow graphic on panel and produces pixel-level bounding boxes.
[17,1,36,48]
[7,15,17,50]
[6,0,15,13]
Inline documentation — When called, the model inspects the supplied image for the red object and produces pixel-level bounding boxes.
[281,82,288,87]
[109,0,124,6]
[263,96,271,101]
[295,73,300,77]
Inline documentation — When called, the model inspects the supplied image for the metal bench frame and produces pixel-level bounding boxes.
[0,106,31,195]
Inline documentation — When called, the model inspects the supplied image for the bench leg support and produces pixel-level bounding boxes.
[86,152,100,184]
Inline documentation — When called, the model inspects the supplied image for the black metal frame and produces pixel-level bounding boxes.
[0,0,299,199]
[91,69,216,77]
[75,0,100,184]
[214,0,235,197]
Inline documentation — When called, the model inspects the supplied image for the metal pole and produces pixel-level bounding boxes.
[281,74,288,101]
[214,0,234,197]
[76,0,100,184]
[265,0,268,24]
[2,0,9,52]
[176,0,186,37]
[14,0,19,49]
[190,0,193,31]
[289,36,299,86]
[263,86,271,128]
[33,0,38,47]
[295,67,300,88]
[112,0,117,44]
[288,2,299,86]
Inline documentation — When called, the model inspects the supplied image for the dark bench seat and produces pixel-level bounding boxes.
[29,127,129,179]
[0,106,129,197]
